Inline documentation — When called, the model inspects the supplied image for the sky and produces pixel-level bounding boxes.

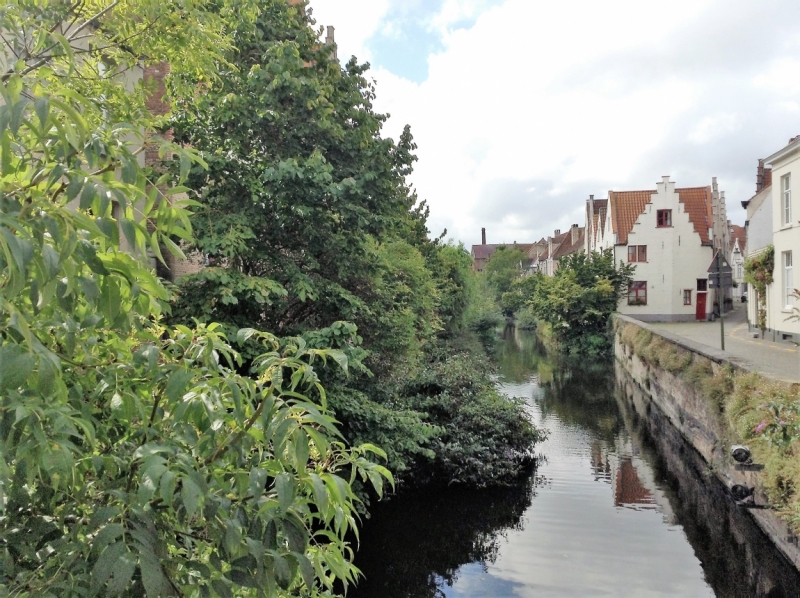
[308,0,800,248]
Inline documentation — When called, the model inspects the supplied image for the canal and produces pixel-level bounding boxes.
[351,327,800,597]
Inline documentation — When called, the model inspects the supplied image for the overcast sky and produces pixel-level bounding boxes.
[308,0,800,247]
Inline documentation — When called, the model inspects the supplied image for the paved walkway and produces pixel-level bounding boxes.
[648,304,800,383]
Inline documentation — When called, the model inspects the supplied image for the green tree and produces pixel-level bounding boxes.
[164,3,544,488]
[531,250,634,355]
[501,274,542,316]
[167,0,419,343]
[484,246,528,301]
[0,2,390,595]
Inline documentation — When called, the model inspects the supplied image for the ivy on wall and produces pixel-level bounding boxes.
[744,245,774,331]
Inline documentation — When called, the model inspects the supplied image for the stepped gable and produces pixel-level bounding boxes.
[609,186,712,245]
[676,186,712,244]
[590,198,608,244]
[609,190,651,245]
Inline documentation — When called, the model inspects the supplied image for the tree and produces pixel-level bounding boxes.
[167,0,419,343]
[0,2,390,595]
[531,250,634,355]
[501,274,542,316]
[484,246,528,301]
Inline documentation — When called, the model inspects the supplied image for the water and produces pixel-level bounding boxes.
[350,327,800,597]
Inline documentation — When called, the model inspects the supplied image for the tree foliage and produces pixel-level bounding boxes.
[530,250,634,355]
[483,246,528,300]
[165,3,543,488]
[0,2,391,596]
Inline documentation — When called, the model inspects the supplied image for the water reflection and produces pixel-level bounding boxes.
[351,329,800,597]
[349,480,538,598]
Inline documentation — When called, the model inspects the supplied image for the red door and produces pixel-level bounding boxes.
[696,292,707,320]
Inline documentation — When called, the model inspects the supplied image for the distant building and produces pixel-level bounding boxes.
[545,224,585,276]
[729,223,746,300]
[470,228,534,272]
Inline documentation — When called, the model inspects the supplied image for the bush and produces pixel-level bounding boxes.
[400,343,545,487]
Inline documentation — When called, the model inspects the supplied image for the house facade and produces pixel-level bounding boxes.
[742,161,773,328]
[763,138,800,339]
[587,177,722,322]
[729,224,747,300]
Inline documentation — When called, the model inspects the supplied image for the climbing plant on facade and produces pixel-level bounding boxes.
[744,245,775,333]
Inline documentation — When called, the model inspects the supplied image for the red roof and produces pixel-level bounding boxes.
[609,186,712,245]
[553,227,585,259]
[471,243,536,261]
[729,224,746,252]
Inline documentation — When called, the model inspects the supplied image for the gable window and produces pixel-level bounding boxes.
[683,290,692,305]
[628,281,647,306]
[783,173,792,225]
[627,245,647,262]
[785,251,794,308]
[657,210,672,227]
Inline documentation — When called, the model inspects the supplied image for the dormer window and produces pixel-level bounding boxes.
[657,210,672,227]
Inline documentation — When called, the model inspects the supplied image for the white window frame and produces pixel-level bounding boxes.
[782,173,792,225]
[785,251,794,308]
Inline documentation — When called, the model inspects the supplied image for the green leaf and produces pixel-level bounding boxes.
[182,476,203,518]
[137,542,175,597]
[105,550,136,597]
[164,368,193,402]
[248,467,268,500]
[91,540,126,595]
[211,579,233,598]
[309,474,328,515]
[275,472,294,513]
[34,97,50,130]
[281,517,307,553]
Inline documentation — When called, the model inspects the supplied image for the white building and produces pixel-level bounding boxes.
[587,177,725,322]
[742,161,774,328]
[729,224,747,301]
[762,138,800,339]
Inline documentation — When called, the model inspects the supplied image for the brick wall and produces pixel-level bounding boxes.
[143,62,204,280]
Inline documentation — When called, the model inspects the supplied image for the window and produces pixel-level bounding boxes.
[683,290,692,305]
[785,251,794,308]
[697,279,707,292]
[657,210,672,227]
[737,264,743,279]
[782,173,792,225]
[627,245,647,262]
[628,281,647,305]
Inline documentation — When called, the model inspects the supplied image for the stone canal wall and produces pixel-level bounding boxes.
[613,313,800,571]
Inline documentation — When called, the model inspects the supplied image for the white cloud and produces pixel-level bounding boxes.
[311,0,800,245]
[688,114,741,144]
[307,0,390,62]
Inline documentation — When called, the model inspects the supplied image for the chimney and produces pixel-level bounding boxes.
[325,26,337,60]
[756,159,773,192]
[481,228,486,245]
[571,223,579,246]
[554,229,560,236]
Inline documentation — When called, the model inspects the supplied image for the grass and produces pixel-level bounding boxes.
[615,318,800,533]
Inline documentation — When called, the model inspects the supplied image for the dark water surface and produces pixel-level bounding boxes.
[350,328,800,597]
